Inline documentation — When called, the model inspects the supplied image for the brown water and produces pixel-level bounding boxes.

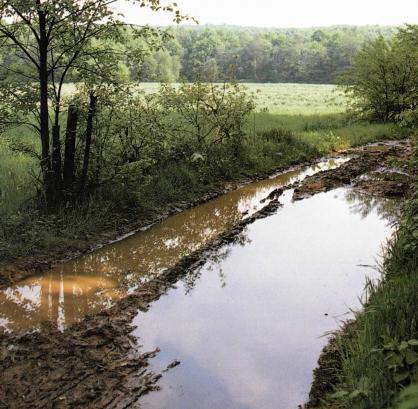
[133,188,398,409]
[0,158,347,333]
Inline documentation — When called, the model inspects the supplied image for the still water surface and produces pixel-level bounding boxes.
[134,188,397,409]
[0,155,399,408]
[0,158,348,333]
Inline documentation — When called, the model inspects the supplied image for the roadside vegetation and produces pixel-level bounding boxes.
[0,80,397,262]
[309,25,418,409]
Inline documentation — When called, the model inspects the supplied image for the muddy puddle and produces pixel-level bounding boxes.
[133,188,398,409]
[0,158,348,333]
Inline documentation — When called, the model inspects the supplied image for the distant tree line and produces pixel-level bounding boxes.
[130,25,397,84]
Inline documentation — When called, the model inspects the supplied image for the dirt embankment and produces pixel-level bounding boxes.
[0,140,413,409]
[293,140,412,201]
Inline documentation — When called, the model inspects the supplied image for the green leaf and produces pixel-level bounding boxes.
[330,390,349,399]
[408,339,418,346]
[404,350,418,365]
[386,352,404,367]
[393,371,411,384]
[349,389,365,400]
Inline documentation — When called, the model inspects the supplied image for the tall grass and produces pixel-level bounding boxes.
[133,82,347,115]
[0,136,37,215]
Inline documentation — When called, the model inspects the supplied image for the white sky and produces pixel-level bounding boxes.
[114,0,418,28]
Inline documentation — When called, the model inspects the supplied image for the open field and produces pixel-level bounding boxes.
[63,82,347,115]
[124,82,347,115]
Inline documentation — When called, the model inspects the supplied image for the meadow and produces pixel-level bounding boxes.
[117,82,348,115]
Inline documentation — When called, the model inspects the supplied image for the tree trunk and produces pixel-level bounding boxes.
[38,9,54,208]
[51,121,62,196]
[63,104,78,191]
[79,92,97,196]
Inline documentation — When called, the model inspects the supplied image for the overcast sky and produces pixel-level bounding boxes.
[114,0,418,28]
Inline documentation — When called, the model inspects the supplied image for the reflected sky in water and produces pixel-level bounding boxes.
[0,157,358,333]
[133,188,397,409]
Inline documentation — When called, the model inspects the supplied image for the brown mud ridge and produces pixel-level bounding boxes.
[0,196,283,409]
[293,140,412,201]
[0,140,412,409]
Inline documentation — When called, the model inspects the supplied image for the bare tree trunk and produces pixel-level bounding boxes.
[79,92,97,197]
[51,119,62,196]
[38,8,54,208]
[63,104,78,191]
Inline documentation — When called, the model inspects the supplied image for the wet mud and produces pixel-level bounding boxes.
[0,140,412,409]
[0,187,287,408]
[293,140,412,201]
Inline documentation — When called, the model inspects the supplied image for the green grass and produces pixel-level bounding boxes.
[128,82,347,115]
[317,140,418,409]
[0,135,37,215]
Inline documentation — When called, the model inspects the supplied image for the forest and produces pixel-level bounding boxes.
[0,1,417,409]
[132,25,398,83]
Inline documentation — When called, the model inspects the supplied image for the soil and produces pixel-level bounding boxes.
[293,140,412,201]
[0,139,413,409]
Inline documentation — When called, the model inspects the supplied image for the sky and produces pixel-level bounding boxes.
[114,0,418,28]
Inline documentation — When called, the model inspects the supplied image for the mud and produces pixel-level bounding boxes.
[293,140,412,201]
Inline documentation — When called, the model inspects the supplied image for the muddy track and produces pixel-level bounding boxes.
[293,140,412,201]
[0,139,413,409]
[0,156,324,289]
[0,192,285,408]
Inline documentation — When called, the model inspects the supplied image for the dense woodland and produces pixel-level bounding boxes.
[129,25,398,83]
[0,24,398,85]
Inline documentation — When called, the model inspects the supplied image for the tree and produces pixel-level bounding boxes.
[0,0,189,208]
[341,26,418,122]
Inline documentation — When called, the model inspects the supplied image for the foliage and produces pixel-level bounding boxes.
[128,25,397,84]
[0,0,189,208]
[341,25,418,122]
[158,82,255,146]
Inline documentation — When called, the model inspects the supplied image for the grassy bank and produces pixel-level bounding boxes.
[0,111,398,265]
[312,136,418,409]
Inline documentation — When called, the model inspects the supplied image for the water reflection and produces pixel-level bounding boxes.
[345,190,401,223]
[0,158,347,333]
[133,187,397,409]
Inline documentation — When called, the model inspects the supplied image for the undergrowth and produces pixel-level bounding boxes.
[0,114,401,263]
